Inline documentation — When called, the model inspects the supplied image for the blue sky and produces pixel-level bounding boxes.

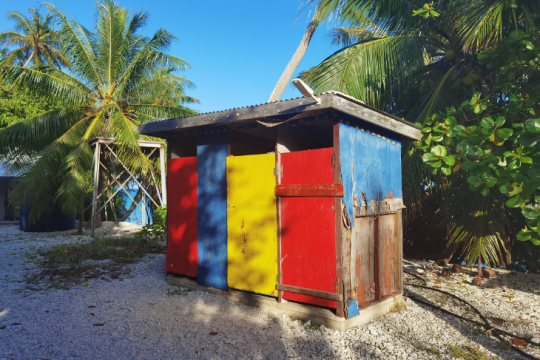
[0,0,339,114]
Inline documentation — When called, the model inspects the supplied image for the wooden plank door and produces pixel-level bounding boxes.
[280,148,337,308]
[226,154,278,296]
[378,213,402,297]
[166,157,198,276]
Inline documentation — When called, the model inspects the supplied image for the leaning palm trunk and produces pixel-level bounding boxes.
[268,10,320,102]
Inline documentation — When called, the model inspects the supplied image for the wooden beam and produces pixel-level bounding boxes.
[275,184,344,197]
[276,284,343,302]
[330,96,422,141]
[333,121,344,318]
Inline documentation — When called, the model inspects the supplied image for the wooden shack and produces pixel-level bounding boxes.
[138,91,422,330]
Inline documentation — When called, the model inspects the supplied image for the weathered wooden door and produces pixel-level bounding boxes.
[280,148,337,308]
[226,154,278,295]
[166,157,198,277]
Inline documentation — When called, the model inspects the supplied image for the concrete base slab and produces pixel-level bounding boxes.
[167,273,402,331]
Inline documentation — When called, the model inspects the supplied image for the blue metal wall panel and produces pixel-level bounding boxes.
[339,122,402,219]
[197,132,229,291]
[339,122,402,318]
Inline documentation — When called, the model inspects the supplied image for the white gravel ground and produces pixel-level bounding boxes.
[1,224,537,359]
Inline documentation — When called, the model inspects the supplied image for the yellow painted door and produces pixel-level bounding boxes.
[227,154,277,296]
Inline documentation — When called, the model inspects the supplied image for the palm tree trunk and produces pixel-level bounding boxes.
[504,236,513,270]
[435,240,460,266]
[77,192,85,235]
[23,51,35,68]
[268,10,320,103]
[120,187,143,222]
[477,256,482,278]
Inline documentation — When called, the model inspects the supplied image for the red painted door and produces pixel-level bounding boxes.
[280,148,337,308]
[166,157,198,277]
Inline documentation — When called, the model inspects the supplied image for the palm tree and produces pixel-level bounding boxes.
[284,0,540,271]
[0,8,69,68]
[0,0,198,222]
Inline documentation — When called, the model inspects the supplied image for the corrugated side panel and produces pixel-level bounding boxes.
[166,157,198,276]
[226,154,278,296]
[351,217,376,306]
[281,148,337,308]
[197,133,229,291]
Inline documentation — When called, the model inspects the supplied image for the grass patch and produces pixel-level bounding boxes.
[24,252,43,264]
[166,288,192,297]
[448,344,496,360]
[308,322,320,330]
[19,236,166,291]
[436,294,449,305]
[390,297,408,313]
[41,236,165,267]
[418,345,441,356]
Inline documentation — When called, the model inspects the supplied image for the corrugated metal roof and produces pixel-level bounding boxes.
[138,90,422,141]
[144,94,315,125]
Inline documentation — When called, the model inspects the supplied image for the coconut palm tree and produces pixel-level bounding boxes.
[0,0,198,221]
[0,8,69,68]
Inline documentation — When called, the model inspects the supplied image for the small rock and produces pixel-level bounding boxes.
[305,320,311,326]
[482,268,496,278]
[441,269,452,278]
[530,337,540,345]
[472,277,482,286]
[452,264,463,273]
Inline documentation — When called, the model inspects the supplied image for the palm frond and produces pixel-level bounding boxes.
[133,104,197,120]
[449,189,510,267]
[413,64,458,125]
[45,2,104,88]
[0,108,82,153]
[455,0,505,52]
[13,115,91,221]
[57,113,104,213]
[1,65,93,104]
[301,35,432,108]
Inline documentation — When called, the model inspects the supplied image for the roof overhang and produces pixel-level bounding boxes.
[137,92,422,141]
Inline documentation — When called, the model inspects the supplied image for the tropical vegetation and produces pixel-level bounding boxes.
[0,1,198,223]
[292,0,540,274]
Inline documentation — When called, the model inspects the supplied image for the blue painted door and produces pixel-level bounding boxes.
[197,132,229,290]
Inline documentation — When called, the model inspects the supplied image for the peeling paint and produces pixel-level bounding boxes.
[339,122,402,218]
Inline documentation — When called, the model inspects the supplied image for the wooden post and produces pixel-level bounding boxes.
[374,216,381,301]
[333,120,344,318]
[166,143,170,247]
[91,142,101,238]
[275,136,283,303]
[159,145,167,206]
